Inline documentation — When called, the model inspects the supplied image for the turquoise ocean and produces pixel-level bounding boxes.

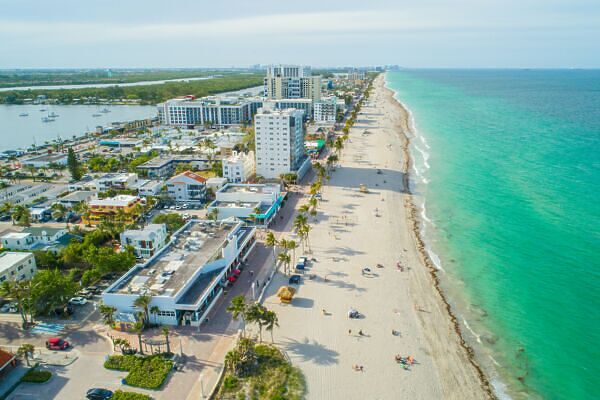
[385,70,599,400]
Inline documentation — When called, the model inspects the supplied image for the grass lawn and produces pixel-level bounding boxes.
[218,339,305,400]
[104,354,173,389]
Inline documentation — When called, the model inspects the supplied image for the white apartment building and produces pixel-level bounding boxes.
[207,183,282,227]
[68,173,139,193]
[166,171,207,204]
[264,67,322,103]
[254,106,309,179]
[157,95,261,127]
[222,151,255,183]
[314,96,338,123]
[0,252,37,284]
[1,227,74,253]
[120,224,168,259]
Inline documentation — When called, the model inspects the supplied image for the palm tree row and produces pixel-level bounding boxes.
[265,230,298,275]
[227,295,279,343]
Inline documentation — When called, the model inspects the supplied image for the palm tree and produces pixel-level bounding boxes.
[277,252,291,275]
[263,310,279,343]
[246,303,267,343]
[162,326,171,354]
[133,294,152,327]
[298,204,310,214]
[17,344,35,366]
[227,295,248,337]
[131,319,145,355]
[0,280,30,328]
[293,214,307,233]
[99,304,116,328]
[0,202,13,217]
[207,208,219,222]
[51,203,67,221]
[300,224,312,253]
[11,205,31,227]
[286,240,298,270]
[224,347,242,373]
[24,165,36,181]
[150,306,160,326]
[265,231,278,260]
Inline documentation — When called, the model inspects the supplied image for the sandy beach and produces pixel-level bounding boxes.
[257,74,494,399]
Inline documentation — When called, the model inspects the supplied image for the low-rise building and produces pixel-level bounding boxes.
[133,180,164,196]
[21,153,68,168]
[57,191,96,208]
[207,183,283,227]
[222,151,255,183]
[102,220,256,327]
[166,171,207,204]
[0,252,37,283]
[120,224,168,259]
[1,227,78,253]
[137,155,210,179]
[69,173,139,193]
[83,195,142,225]
[206,177,228,193]
[1,183,67,207]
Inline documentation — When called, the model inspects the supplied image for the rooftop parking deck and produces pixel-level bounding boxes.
[111,222,230,297]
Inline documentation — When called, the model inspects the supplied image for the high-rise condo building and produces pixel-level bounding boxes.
[254,105,310,179]
[264,65,322,103]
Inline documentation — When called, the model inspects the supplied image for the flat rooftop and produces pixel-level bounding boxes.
[212,200,259,209]
[112,222,230,297]
[0,252,33,272]
[220,184,279,195]
[138,155,208,169]
[24,153,67,162]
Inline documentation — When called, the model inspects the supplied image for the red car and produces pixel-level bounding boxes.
[46,337,70,350]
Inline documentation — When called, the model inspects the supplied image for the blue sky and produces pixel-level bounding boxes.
[1,0,599,68]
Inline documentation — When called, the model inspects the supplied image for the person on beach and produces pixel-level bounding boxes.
[358,329,364,336]
[348,329,352,335]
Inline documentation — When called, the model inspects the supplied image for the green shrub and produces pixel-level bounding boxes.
[20,368,52,383]
[112,390,151,400]
[104,354,172,390]
[222,375,240,392]
[125,356,173,389]
[104,355,139,371]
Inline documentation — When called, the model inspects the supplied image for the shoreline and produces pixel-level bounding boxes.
[257,73,493,399]
[381,74,497,399]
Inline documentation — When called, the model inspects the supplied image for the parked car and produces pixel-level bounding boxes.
[86,388,113,400]
[295,263,305,271]
[8,303,18,313]
[289,274,301,285]
[69,297,87,305]
[46,337,70,350]
[298,256,308,266]
[0,304,11,313]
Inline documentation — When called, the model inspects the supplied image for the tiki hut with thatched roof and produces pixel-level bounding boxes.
[276,286,296,303]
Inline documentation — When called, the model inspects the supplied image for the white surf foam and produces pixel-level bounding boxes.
[463,318,483,344]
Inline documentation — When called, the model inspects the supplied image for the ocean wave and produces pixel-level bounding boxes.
[414,144,431,169]
[463,318,483,344]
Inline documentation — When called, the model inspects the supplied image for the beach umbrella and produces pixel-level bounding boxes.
[227,276,237,282]
[232,269,242,275]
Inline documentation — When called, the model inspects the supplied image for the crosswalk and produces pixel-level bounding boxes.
[30,322,64,335]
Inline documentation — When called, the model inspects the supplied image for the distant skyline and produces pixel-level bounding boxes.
[1,0,599,68]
